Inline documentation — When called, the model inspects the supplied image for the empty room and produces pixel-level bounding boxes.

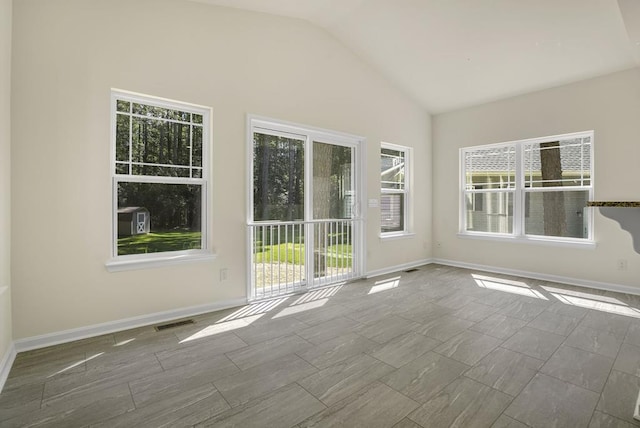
[1,0,640,426]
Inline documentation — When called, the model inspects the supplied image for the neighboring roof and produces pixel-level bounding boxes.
[466,139,591,173]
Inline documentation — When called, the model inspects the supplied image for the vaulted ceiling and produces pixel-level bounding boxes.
[190,0,640,113]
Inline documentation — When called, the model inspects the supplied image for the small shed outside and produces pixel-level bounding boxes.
[118,207,150,237]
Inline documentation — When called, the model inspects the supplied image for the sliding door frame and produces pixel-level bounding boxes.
[246,115,367,299]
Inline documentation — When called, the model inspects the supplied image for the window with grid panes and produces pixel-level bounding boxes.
[111,90,210,263]
[381,144,410,235]
[461,131,593,243]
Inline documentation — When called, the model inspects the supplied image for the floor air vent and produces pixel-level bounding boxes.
[404,268,419,273]
[155,319,195,331]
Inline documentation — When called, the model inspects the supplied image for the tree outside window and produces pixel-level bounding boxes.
[111,91,210,258]
[461,131,593,242]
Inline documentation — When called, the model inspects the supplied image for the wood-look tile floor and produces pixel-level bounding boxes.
[2,264,640,427]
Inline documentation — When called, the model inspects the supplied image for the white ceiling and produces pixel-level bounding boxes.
[190,0,640,113]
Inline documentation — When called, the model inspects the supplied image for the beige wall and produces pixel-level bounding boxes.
[433,67,640,290]
[11,0,431,339]
[1,0,13,360]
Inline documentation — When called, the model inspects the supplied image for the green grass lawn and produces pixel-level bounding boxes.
[119,231,351,268]
[255,242,352,267]
[118,231,201,255]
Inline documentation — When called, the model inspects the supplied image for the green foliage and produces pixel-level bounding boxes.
[118,231,201,255]
[118,182,201,231]
[325,244,353,268]
[254,243,352,268]
[253,133,305,222]
[253,134,354,222]
[254,228,305,247]
[116,100,204,234]
[255,243,305,265]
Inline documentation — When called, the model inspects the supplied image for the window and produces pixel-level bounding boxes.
[461,131,593,244]
[381,144,411,236]
[108,90,212,270]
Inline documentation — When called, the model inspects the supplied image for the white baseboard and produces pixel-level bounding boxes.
[14,297,247,353]
[432,258,640,297]
[366,258,433,279]
[0,342,16,393]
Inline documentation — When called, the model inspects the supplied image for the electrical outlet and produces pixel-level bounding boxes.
[616,259,628,271]
[220,268,228,281]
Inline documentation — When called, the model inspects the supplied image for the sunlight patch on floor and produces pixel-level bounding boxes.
[179,316,262,343]
[293,284,343,304]
[369,276,401,294]
[178,300,292,344]
[472,274,548,300]
[48,352,104,378]
[114,338,136,347]
[542,285,640,318]
[273,298,328,318]
[218,298,289,322]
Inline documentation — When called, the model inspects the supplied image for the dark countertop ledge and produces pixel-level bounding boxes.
[587,202,640,207]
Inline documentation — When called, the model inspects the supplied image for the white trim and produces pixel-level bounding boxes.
[13,298,247,353]
[110,89,212,266]
[463,130,594,152]
[0,342,16,393]
[514,143,523,236]
[634,389,640,421]
[366,258,433,279]
[380,142,411,236]
[432,258,640,297]
[111,88,212,112]
[460,130,594,244]
[358,138,368,277]
[379,232,416,241]
[249,115,365,147]
[105,251,216,272]
[245,115,254,300]
[456,232,597,249]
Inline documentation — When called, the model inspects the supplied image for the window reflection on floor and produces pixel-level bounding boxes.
[541,285,640,318]
[471,273,639,319]
[178,268,640,347]
[368,277,401,294]
[472,274,548,300]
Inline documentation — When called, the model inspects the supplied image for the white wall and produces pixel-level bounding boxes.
[11,0,431,339]
[433,67,640,290]
[1,0,13,362]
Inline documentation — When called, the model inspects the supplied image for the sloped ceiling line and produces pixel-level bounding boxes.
[190,0,639,113]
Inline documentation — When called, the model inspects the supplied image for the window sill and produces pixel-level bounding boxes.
[457,232,596,249]
[380,232,415,241]
[106,251,217,272]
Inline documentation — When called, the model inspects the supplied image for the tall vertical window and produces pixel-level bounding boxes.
[108,90,211,269]
[461,131,593,244]
[381,144,410,236]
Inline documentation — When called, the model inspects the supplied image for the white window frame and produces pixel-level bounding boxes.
[459,131,595,248]
[380,143,413,239]
[106,89,215,272]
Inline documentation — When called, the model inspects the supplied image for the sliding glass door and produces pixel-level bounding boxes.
[248,118,363,299]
